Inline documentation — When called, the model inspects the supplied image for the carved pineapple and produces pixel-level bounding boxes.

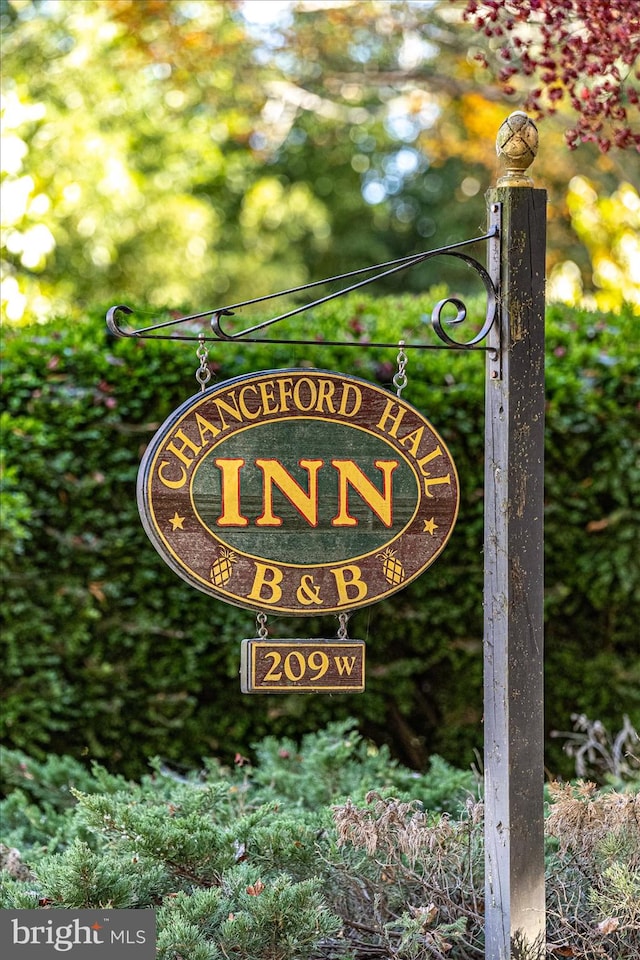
[377,547,405,585]
[210,548,238,587]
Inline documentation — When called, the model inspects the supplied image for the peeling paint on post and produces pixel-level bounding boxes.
[484,113,546,958]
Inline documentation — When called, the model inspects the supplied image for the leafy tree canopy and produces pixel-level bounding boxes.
[463,0,640,152]
[1,0,638,324]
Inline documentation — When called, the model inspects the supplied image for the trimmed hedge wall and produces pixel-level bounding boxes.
[2,295,639,778]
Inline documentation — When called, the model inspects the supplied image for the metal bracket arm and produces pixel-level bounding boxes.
[107,215,501,358]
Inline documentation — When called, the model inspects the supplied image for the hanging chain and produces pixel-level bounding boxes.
[393,340,408,397]
[337,612,349,640]
[256,612,268,639]
[196,335,212,392]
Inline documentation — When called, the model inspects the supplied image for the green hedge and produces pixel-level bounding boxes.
[1,296,639,778]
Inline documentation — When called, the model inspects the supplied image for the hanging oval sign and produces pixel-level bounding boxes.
[138,369,459,615]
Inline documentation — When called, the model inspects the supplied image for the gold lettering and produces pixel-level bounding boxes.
[195,412,221,446]
[258,380,279,415]
[247,562,283,604]
[416,445,443,476]
[338,382,362,417]
[284,651,305,682]
[158,460,187,489]
[166,429,202,467]
[376,399,406,437]
[315,378,336,414]
[423,474,451,497]
[293,377,317,411]
[213,392,243,429]
[215,458,248,526]
[255,459,323,526]
[308,650,329,679]
[238,385,261,420]
[296,575,323,606]
[331,459,398,527]
[398,425,424,458]
[263,651,283,681]
[277,378,294,413]
[331,564,368,606]
[334,655,356,676]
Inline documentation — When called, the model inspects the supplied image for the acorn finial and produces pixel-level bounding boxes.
[496,111,538,186]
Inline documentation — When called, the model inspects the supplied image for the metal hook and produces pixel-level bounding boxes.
[393,340,408,397]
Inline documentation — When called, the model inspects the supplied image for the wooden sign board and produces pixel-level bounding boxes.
[137,369,459,615]
[240,639,365,694]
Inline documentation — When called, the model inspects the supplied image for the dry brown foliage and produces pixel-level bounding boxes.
[547,780,640,863]
[326,776,639,959]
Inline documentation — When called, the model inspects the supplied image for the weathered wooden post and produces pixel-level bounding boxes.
[483,112,547,958]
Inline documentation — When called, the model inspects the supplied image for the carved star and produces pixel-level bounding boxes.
[423,517,438,535]
[169,513,185,531]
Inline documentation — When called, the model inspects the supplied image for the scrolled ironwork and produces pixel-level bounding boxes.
[430,252,497,349]
[106,216,501,358]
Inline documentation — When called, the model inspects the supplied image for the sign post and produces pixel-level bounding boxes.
[483,113,546,957]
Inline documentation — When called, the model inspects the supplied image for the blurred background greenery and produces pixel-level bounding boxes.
[1,1,639,779]
[2,0,639,326]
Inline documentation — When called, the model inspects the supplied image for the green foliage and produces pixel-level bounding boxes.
[0,722,474,958]
[34,839,166,909]
[0,750,100,856]
[1,297,639,779]
[246,721,475,812]
[1,722,638,958]
[2,0,635,324]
